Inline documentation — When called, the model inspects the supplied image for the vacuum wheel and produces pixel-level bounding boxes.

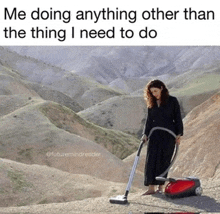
[195,186,203,196]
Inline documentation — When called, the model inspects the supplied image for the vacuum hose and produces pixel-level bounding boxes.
[148,127,179,180]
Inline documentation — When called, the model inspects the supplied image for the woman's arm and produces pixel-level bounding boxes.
[143,108,153,137]
[173,97,184,136]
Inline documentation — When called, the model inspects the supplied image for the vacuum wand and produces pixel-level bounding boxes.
[109,140,145,204]
[124,140,145,196]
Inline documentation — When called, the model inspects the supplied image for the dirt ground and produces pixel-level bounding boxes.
[0,178,219,214]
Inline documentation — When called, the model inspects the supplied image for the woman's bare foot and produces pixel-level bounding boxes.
[142,190,156,195]
[142,185,156,195]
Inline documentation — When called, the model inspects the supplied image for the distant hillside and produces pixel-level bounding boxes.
[170,72,220,117]
[26,82,83,112]
[78,95,147,137]
[39,101,139,159]
[0,71,39,101]
[0,97,139,155]
[78,72,220,137]
[0,64,84,114]
[0,47,123,109]
[5,46,220,93]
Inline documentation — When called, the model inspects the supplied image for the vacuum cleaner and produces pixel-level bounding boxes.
[109,127,202,204]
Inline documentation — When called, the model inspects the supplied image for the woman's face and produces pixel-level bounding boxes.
[150,87,162,100]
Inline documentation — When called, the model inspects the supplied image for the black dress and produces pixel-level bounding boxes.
[143,95,183,186]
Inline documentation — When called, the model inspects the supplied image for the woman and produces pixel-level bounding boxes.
[142,79,183,195]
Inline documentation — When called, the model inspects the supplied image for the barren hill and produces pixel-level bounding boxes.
[39,100,139,159]
[0,71,38,98]
[170,91,220,179]
[170,72,220,117]
[26,82,83,113]
[6,46,220,93]
[0,47,123,109]
[0,62,84,113]
[46,72,123,109]
[78,91,214,138]
[0,158,129,207]
[0,98,141,180]
[78,95,147,137]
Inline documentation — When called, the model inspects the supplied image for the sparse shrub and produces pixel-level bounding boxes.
[7,169,32,192]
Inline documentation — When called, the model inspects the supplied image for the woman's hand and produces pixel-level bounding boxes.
[141,134,148,143]
[176,135,181,144]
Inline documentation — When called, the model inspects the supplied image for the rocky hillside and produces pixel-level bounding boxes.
[171,91,220,179]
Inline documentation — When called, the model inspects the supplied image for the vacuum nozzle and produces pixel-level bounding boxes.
[109,195,128,204]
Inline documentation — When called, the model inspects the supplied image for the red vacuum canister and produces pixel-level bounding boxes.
[164,176,203,198]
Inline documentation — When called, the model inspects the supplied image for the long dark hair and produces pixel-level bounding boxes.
[144,79,169,108]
